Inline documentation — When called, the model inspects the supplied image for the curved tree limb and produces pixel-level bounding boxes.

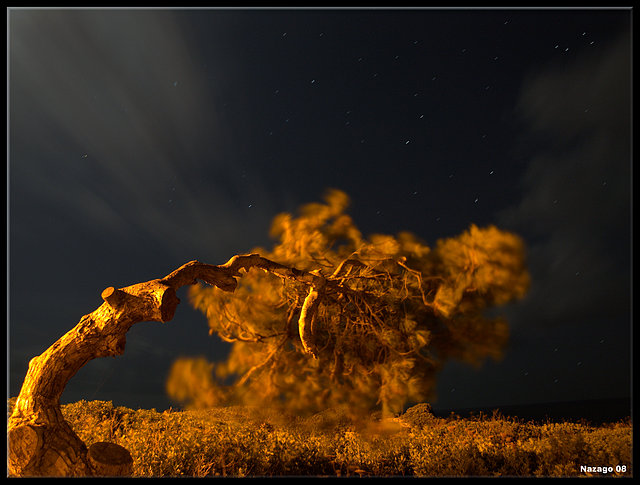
[8,253,327,477]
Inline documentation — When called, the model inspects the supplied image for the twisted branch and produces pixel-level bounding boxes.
[8,253,328,477]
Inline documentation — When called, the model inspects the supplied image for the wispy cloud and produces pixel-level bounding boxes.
[9,9,276,264]
[8,9,283,403]
[498,30,631,327]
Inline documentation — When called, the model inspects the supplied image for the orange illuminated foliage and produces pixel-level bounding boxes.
[166,189,530,416]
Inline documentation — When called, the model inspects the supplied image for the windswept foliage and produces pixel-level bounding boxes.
[167,189,530,415]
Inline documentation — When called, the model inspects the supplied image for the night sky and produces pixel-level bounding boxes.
[8,8,632,414]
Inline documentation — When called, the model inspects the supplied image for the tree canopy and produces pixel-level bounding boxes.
[166,189,530,416]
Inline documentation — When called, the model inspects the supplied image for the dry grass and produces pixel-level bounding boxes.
[7,398,632,477]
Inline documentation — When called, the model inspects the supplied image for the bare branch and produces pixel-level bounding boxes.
[8,253,334,477]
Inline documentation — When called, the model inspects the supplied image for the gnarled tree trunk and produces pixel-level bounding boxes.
[8,254,326,477]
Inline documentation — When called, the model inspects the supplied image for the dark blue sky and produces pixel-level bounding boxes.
[8,8,631,413]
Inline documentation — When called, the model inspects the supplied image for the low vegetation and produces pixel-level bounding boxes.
[7,398,632,477]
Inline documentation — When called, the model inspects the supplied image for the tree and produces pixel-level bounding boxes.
[167,189,530,416]
[8,188,529,476]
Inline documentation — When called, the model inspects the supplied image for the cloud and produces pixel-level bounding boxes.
[498,30,631,328]
[8,9,283,402]
[9,9,277,263]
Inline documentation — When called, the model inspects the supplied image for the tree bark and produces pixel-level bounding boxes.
[8,254,327,477]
